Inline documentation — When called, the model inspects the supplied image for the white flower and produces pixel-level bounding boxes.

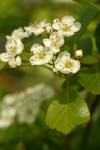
[52,15,81,37]
[17,102,39,124]
[24,19,51,36]
[0,52,21,68]
[30,44,53,65]
[25,84,54,103]
[1,107,16,119]
[74,49,83,58]
[3,94,17,106]
[54,51,80,74]
[0,37,23,67]
[7,27,30,39]
[38,84,54,100]
[43,32,64,54]
[5,37,24,57]
[0,107,16,128]
[8,56,21,68]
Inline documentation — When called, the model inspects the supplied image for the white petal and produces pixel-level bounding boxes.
[43,39,51,47]
[8,58,16,68]
[58,30,74,37]
[56,37,64,47]
[6,36,11,40]
[71,22,81,32]
[61,16,75,26]
[30,44,43,54]
[30,50,53,65]
[71,60,80,73]
[58,51,70,59]
[50,47,60,54]
[24,26,33,33]
[16,56,21,66]
[40,19,51,27]
[0,53,12,62]
[52,22,61,30]
[33,28,44,36]
[11,27,29,39]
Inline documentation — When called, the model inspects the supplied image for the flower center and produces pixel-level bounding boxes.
[10,47,17,54]
[38,51,46,59]
[65,60,73,68]
[62,24,70,32]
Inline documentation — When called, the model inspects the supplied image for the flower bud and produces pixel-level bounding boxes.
[74,50,83,58]
[45,26,53,34]
[53,68,59,75]
[53,18,60,23]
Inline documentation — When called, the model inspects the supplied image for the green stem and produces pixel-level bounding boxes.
[42,65,53,71]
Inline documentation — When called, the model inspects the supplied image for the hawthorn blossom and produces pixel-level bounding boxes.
[17,102,39,124]
[0,53,21,68]
[43,32,64,54]
[25,83,55,101]
[7,27,30,39]
[29,44,53,65]
[52,15,81,37]
[0,107,16,128]
[0,37,23,67]
[24,19,51,36]
[5,37,24,57]
[54,51,80,74]
[8,56,21,68]
[0,83,54,127]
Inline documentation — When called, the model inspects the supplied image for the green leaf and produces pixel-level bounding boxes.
[77,37,93,55]
[46,88,90,135]
[73,0,100,12]
[95,22,100,53]
[81,55,99,65]
[78,64,100,94]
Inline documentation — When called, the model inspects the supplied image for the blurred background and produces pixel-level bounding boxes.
[0,0,100,150]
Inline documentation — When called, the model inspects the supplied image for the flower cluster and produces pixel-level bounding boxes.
[0,84,54,128]
[0,15,82,75]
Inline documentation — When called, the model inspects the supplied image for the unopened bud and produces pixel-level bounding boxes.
[53,68,59,75]
[53,18,60,23]
[74,50,83,58]
[45,26,53,34]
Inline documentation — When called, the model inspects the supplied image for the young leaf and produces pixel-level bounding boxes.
[78,64,100,94]
[46,88,90,135]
